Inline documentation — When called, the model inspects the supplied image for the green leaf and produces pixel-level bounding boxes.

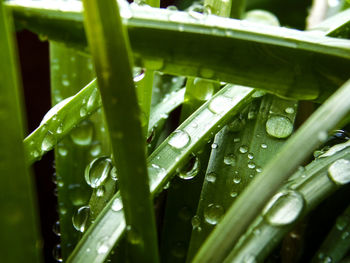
[0,2,42,262]
[7,0,350,101]
[81,0,159,261]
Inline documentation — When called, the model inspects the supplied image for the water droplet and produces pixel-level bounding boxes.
[56,124,63,134]
[336,215,349,231]
[126,225,142,245]
[177,155,200,180]
[42,131,56,152]
[70,121,94,146]
[341,231,350,240]
[239,145,248,153]
[62,74,70,87]
[204,204,224,225]
[85,157,112,188]
[72,206,90,232]
[224,153,236,166]
[87,88,101,111]
[230,191,238,198]
[41,97,72,125]
[53,220,60,236]
[192,78,215,100]
[206,172,216,183]
[97,236,110,254]
[328,159,350,185]
[211,143,218,149]
[208,95,232,115]
[111,198,123,211]
[188,4,205,19]
[248,153,254,159]
[191,215,201,230]
[110,166,118,181]
[233,175,241,184]
[261,143,267,149]
[168,130,190,149]
[80,106,87,117]
[90,142,102,157]
[133,67,145,82]
[171,242,186,258]
[252,90,266,98]
[255,166,262,173]
[234,138,241,143]
[266,115,293,139]
[263,190,304,226]
[53,244,63,262]
[96,186,105,197]
[285,107,295,114]
[248,161,256,169]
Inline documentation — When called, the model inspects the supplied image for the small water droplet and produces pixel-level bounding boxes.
[168,130,191,149]
[248,153,254,159]
[72,206,90,232]
[328,159,350,185]
[336,215,349,231]
[110,166,118,181]
[53,244,63,262]
[211,143,218,149]
[206,172,216,183]
[285,107,295,114]
[261,143,267,149]
[97,236,110,254]
[80,106,87,117]
[230,191,238,198]
[87,88,101,111]
[111,198,123,211]
[42,131,56,152]
[255,166,262,173]
[56,124,63,134]
[224,153,236,166]
[177,155,200,180]
[208,95,232,115]
[96,186,105,197]
[266,115,293,139]
[57,144,68,156]
[70,121,94,146]
[233,175,241,184]
[133,67,145,82]
[90,142,102,157]
[263,190,304,226]
[126,225,142,245]
[248,161,256,169]
[239,145,248,153]
[85,156,112,188]
[191,215,201,230]
[62,75,70,87]
[341,231,350,240]
[53,221,60,236]
[204,204,224,225]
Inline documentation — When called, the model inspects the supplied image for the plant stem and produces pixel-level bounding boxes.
[81,0,159,262]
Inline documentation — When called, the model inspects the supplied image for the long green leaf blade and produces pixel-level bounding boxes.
[7,0,350,101]
[0,2,42,262]
[81,0,159,261]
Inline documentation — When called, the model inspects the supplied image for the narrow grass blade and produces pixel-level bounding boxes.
[225,141,350,262]
[49,42,111,259]
[67,84,255,263]
[311,204,350,262]
[160,1,237,261]
[81,0,159,262]
[7,0,350,101]
[0,2,42,262]
[193,79,350,263]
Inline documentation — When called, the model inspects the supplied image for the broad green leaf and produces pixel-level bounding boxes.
[67,84,255,263]
[0,1,41,262]
[81,0,159,261]
[7,0,350,101]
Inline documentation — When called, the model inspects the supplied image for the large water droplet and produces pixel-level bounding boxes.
[266,115,293,139]
[70,121,94,146]
[168,130,190,149]
[41,97,72,125]
[192,78,215,101]
[177,155,200,180]
[204,203,224,225]
[72,206,90,232]
[263,190,304,226]
[111,198,123,212]
[224,153,236,166]
[208,95,232,115]
[42,131,56,152]
[328,159,350,185]
[85,156,112,188]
